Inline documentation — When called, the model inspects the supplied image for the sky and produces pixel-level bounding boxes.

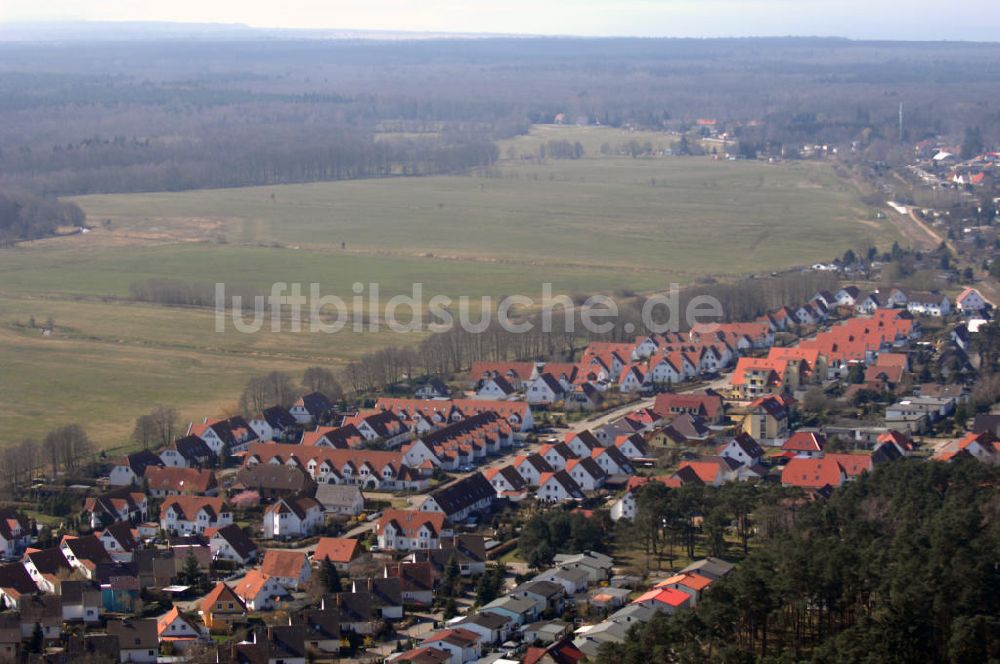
[1,0,998,41]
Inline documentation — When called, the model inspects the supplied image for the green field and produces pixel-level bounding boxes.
[0,126,898,447]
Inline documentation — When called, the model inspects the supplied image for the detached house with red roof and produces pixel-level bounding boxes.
[260,549,311,590]
[653,392,725,424]
[0,509,32,558]
[157,606,206,652]
[781,431,826,458]
[956,287,990,316]
[144,467,218,498]
[377,510,447,551]
[312,537,363,571]
[199,582,246,632]
[234,569,288,612]
[631,587,692,614]
[781,457,845,490]
[159,497,232,535]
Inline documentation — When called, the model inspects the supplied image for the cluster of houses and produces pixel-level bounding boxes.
[572,557,734,658]
[468,322,770,404]
[389,551,618,664]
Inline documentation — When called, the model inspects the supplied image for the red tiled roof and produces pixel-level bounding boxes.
[781,457,843,489]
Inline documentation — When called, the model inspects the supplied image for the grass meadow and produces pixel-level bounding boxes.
[0,126,898,447]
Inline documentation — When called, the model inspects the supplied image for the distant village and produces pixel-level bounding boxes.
[0,273,996,664]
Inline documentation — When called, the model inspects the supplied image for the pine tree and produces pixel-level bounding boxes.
[181,552,204,589]
[30,622,43,653]
[319,558,342,593]
[442,556,460,597]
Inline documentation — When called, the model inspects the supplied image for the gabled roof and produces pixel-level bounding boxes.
[261,549,308,579]
[0,562,37,598]
[513,454,554,474]
[539,470,583,498]
[781,457,844,489]
[200,582,246,615]
[121,449,163,476]
[782,431,826,453]
[234,464,316,493]
[313,537,360,564]
[484,465,528,491]
[235,569,278,601]
[726,432,764,459]
[825,453,873,477]
[259,405,298,430]
[376,509,447,539]
[565,456,607,481]
[425,472,494,517]
[161,496,227,522]
[565,430,602,451]
[294,392,335,418]
[652,392,724,420]
[208,524,257,560]
[100,521,139,553]
[264,495,321,520]
[107,619,158,650]
[24,546,73,575]
[145,466,217,494]
[632,587,690,608]
[0,508,30,542]
[168,435,214,462]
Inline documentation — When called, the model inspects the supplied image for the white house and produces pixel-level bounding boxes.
[610,490,637,522]
[260,549,311,590]
[526,374,565,405]
[208,524,258,565]
[718,433,764,467]
[159,497,233,535]
[835,286,861,307]
[618,365,647,393]
[376,510,446,551]
[261,496,323,540]
[613,434,649,459]
[512,455,553,487]
[956,288,990,315]
[538,443,575,472]
[475,375,517,400]
[109,450,163,487]
[420,627,482,664]
[156,606,206,652]
[536,471,584,503]
[0,509,32,557]
[564,458,606,491]
[590,446,634,476]
[234,570,287,611]
[907,292,951,317]
[484,466,528,499]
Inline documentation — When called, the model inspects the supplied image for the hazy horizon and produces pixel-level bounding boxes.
[1,1,999,42]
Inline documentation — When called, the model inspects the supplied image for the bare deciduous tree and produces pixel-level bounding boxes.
[239,371,300,416]
[301,367,344,401]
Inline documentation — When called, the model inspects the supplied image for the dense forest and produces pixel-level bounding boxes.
[599,460,1000,663]
[1,34,1000,195]
[0,190,86,243]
